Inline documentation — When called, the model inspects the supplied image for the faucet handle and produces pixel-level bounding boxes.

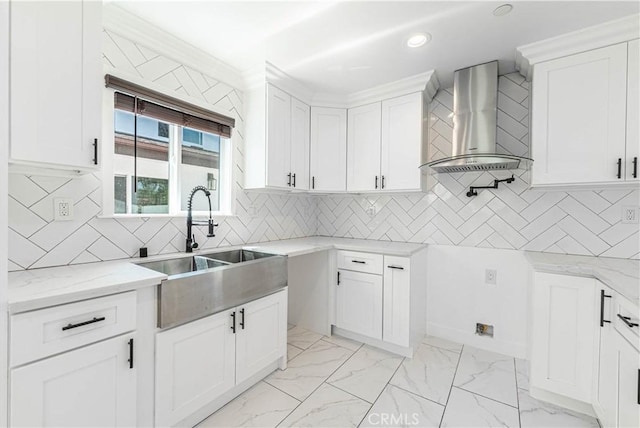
[191,234,199,249]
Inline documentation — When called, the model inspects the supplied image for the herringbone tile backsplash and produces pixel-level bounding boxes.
[7,31,639,271]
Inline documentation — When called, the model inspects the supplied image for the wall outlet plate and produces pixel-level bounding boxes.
[53,198,74,221]
[485,269,497,285]
[621,206,639,224]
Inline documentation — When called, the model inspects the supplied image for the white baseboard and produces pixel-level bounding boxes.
[427,322,527,359]
[529,386,597,418]
[332,326,414,358]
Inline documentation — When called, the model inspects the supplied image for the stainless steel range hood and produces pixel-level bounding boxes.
[421,61,531,173]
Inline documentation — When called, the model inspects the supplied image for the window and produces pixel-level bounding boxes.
[105,75,235,216]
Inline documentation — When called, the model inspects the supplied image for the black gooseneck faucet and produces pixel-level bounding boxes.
[186,185,218,253]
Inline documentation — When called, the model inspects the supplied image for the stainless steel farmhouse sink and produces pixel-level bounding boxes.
[138,250,287,329]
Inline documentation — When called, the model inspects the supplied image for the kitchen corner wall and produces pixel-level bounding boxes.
[7,30,316,271]
[317,73,640,260]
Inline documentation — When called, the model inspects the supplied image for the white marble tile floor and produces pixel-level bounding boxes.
[196,327,601,428]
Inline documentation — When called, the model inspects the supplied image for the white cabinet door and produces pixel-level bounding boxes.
[617,332,640,428]
[531,43,628,186]
[236,290,287,384]
[627,39,640,182]
[594,285,618,428]
[381,92,423,191]
[156,310,235,427]
[11,334,136,427]
[347,102,381,192]
[310,107,347,192]
[383,256,411,347]
[291,98,310,190]
[10,0,101,170]
[336,270,383,340]
[266,84,292,189]
[531,272,596,402]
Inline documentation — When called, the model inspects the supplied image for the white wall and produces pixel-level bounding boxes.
[426,245,530,358]
[0,0,9,422]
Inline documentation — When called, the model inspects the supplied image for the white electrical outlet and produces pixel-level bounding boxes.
[485,269,497,285]
[365,205,376,217]
[54,198,74,221]
[622,206,639,224]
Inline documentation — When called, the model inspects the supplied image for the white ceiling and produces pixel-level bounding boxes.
[112,1,639,93]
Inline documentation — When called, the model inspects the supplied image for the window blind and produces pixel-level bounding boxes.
[106,74,234,138]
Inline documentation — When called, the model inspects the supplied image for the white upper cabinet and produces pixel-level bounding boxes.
[626,39,639,182]
[290,98,310,190]
[266,84,292,189]
[10,0,102,171]
[381,92,424,191]
[246,83,310,190]
[347,102,382,192]
[531,43,630,187]
[310,107,347,192]
[346,92,425,193]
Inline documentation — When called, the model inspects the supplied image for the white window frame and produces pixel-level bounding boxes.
[101,86,235,218]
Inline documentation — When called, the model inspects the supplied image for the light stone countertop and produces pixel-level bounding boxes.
[525,252,640,306]
[8,237,426,313]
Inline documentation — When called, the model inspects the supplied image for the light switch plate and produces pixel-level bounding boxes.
[54,198,74,221]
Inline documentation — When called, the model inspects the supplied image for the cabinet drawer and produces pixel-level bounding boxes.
[337,250,383,274]
[11,292,136,367]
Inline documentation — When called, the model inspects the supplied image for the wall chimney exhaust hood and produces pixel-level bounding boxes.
[421,61,532,173]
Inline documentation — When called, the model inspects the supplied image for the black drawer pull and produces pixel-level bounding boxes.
[387,265,404,270]
[381,175,385,189]
[287,173,292,187]
[93,138,98,165]
[337,271,340,285]
[617,158,622,179]
[617,314,639,328]
[312,176,315,189]
[240,308,245,330]
[375,176,378,189]
[292,173,296,188]
[62,316,106,331]
[128,338,134,369]
[230,311,236,333]
[600,290,612,327]
[352,260,366,264]
[633,157,638,179]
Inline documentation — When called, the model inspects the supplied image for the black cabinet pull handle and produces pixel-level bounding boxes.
[292,173,296,188]
[352,260,365,264]
[93,138,98,165]
[287,173,292,187]
[617,314,639,328]
[633,157,638,179]
[240,308,245,330]
[375,176,378,189]
[600,290,612,327]
[127,338,134,369]
[62,316,105,331]
[617,158,622,179]
[337,271,340,285]
[387,265,404,270]
[381,175,385,189]
[312,176,315,189]
[230,311,236,333]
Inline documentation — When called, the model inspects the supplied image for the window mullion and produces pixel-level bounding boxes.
[168,125,181,215]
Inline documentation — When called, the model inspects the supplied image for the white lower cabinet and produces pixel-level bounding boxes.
[155,309,236,427]
[336,269,383,340]
[155,290,287,427]
[594,284,618,428]
[334,250,426,355]
[11,333,137,427]
[616,332,640,428]
[531,272,597,402]
[235,291,288,384]
[383,256,411,347]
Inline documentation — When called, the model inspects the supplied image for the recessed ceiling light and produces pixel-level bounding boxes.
[493,4,513,16]
[407,33,431,48]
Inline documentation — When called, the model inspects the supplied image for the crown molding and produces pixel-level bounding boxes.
[102,4,244,91]
[516,14,640,80]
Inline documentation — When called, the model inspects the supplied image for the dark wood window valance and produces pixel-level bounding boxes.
[105,74,234,138]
